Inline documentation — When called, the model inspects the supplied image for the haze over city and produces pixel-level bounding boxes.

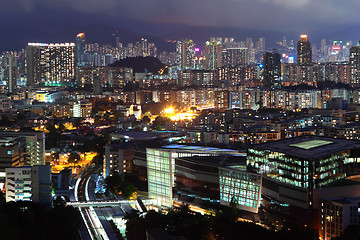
[2,0,360,240]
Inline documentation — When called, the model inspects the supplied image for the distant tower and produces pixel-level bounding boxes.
[76,33,86,67]
[222,48,248,67]
[297,35,312,65]
[350,42,360,87]
[263,50,281,89]
[141,38,149,57]
[1,54,17,93]
[205,40,222,70]
[176,39,196,70]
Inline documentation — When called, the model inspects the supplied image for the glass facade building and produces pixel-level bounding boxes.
[147,145,237,207]
[247,136,360,209]
[219,167,262,213]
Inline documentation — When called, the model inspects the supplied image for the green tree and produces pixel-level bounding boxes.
[68,152,81,166]
[105,173,137,199]
[141,116,150,124]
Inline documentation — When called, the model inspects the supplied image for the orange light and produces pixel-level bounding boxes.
[300,34,308,39]
[77,33,85,38]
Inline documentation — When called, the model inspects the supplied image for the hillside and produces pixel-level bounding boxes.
[110,56,167,74]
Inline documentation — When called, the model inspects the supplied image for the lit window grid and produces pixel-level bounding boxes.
[146,148,212,208]
[147,149,173,207]
[219,168,262,213]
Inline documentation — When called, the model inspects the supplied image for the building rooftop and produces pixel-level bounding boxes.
[252,135,360,160]
[161,144,239,154]
[177,155,246,168]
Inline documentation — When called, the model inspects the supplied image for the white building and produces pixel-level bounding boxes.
[6,165,52,207]
[147,145,238,207]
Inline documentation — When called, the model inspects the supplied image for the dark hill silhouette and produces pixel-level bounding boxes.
[110,56,167,74]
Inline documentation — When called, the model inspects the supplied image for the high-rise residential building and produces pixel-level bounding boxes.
[222,48,248,67]
[263,50,281,89]
[297,35,312,65]
[349,42,360,87]
[0,132,45,166]
[256,37,266,53]
[75,33,86,67]
[0,136,26,189]
[25,43,75,86]
[205,40,222,70]
[73,101,92,118]
[141,38,149,57]
[0,54,17,93]
[104,144,133,177]
[176,39,196,70]
[178,70,218,87]
[5,165,52,207]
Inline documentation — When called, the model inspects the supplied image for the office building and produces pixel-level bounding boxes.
[219,167,262,213]
[247,136,360,210]
[146,145,238,207]
[175,155,246,206]
[75,33,86,67]
[176,39,196,70]
[6,165,52,207]
[263,50,281,89]
[297,35,312,65]
[25,43,75,86]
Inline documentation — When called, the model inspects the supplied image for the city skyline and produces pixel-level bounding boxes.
[2,1,360,52]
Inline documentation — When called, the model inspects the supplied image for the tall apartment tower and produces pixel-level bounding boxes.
[205,40,222,70]
[6,165,52,207]
[1,54,17,93]
[350,42,360,87]
[75,33,86,67]
[222,48,248,67]
[0,136,26,189]
[141,38,149,57]
[176,39,196,70]
[297,35,312,65]
[263,50,281,89]
[25,43,75,86]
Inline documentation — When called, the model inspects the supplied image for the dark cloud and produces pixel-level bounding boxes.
[0,0,359,33]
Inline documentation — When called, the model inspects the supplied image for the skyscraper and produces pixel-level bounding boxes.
[25,43,75,86]
[1,54,17,93]
[141,38,149,57]
[263,50,281,89]
[176,39,196,70]
[205,40,222,70]
[75,33,86,67]
[297,35,312,65]
[222,48,248,67]
[350,42,360,87]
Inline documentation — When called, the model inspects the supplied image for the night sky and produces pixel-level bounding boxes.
[1,0,360,51]
[2,0,359,33]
